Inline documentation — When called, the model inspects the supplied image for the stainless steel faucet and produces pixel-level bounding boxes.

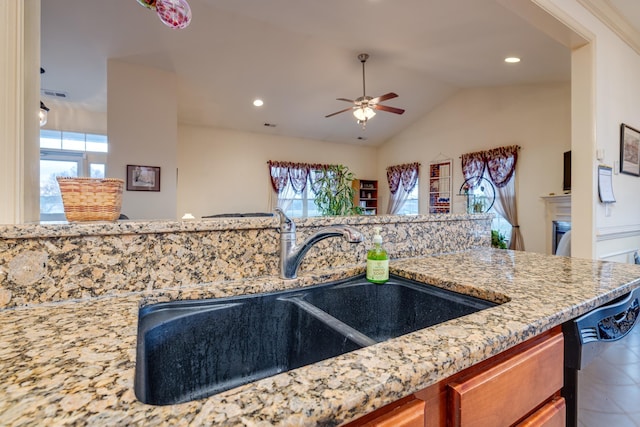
[274,208,364,279]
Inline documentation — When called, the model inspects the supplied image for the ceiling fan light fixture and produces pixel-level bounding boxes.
[325,53,404,126]
[353,106,375,121]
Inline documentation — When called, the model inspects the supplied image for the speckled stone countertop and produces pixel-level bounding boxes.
[2,249,640,426]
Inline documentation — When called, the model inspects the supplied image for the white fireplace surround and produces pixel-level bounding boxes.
[542,194,571,255]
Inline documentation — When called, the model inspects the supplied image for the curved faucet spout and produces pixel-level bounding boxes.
[275,208,363,279]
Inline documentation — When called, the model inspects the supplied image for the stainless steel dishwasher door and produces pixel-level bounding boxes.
[564,287,640,427]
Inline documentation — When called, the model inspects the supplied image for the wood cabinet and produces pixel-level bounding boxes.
[446,328,564,426]
[515,397,566,427]
[353,179,378,215]
[346,395,425,427]
[346,328,564,427]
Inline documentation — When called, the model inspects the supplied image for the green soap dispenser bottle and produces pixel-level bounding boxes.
[366,227,389,284]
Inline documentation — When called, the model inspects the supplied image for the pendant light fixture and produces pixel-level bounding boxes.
[39,101,50,127]
[39,68,49,127]
[136,0,192,29]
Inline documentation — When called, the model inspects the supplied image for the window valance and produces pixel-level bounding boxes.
[461,145,519,188]
[386,162,420,195]
[267,161,331,194]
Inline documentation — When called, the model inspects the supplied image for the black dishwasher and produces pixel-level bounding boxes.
[563,286,640,427]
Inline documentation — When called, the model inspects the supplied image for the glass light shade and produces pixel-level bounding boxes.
[353,107,376,121]
[156,0,192,29]
[39,101,49,127]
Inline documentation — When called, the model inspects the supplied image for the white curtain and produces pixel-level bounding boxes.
[267,161,291,211]
[492,172,523,250]
[267,161,326,213]
[386,163,420,214]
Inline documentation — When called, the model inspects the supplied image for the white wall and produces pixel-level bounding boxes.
[538,0,640,262]
[378,83,571,254]
[42,102,106,134]
[177,125,378,218]
[107,60,177,220]
[591,16,640,261]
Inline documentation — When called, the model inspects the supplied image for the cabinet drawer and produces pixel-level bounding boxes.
[359,398,425,427]
[516,397,566,427]
[448,332,564,427]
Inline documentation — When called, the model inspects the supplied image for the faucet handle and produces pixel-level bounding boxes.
[274,208,295,233]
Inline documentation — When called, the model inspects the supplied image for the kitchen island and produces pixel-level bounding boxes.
[2,245,640,425]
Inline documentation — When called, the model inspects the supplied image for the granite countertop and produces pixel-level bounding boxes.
[2,249,640,426]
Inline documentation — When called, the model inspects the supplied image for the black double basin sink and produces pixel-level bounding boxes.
[135,274,497,405]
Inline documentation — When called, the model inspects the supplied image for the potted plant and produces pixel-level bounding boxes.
[491,230,508,249]
[472,198,485,213]
[314,164,363,216]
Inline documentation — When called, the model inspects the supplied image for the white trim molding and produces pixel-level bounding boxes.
[0,1,25,224]
[597,224,640,241]
[577,0,640,55]
[0,0,40,224]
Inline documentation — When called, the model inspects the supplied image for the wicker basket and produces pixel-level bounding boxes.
[56,177,124,222]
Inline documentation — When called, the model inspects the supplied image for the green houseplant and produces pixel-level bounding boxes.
[491,230,508,249]
[314,164,363,216]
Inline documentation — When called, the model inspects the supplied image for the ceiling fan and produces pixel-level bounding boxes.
[325,53,405,128]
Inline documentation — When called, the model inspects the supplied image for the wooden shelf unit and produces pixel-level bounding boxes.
[429,160,452,214]
[353,179,378,215]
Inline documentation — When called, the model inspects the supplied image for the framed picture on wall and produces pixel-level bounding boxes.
[126,165,161,191]
[620,123,640,176]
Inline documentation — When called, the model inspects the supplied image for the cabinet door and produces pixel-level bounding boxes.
[448,332,564,427]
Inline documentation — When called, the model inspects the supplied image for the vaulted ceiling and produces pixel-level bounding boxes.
[41,0,579,146]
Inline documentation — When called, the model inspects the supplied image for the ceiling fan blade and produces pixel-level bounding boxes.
[336,98,355,103]
[373,104,405,115]
[325,107,354,118]
[370,92,398,104]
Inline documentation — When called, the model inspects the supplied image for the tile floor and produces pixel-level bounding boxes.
[578,323,640,427]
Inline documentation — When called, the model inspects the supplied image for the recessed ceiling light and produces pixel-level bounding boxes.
[253,99,264,107]
[504,57,521,63]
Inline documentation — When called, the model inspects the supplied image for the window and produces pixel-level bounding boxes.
[40,130,108,152]
[280,184,321,218]
[490,209,512,247]
[39,130,108,221]
[395,182,419,215]
[462,171,511,244]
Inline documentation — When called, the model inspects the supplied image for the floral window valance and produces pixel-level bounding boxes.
[386,162,420,195]
[461,145,519,188]
[267,161,331,194]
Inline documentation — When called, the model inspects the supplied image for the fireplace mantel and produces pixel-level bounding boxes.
[541,194,571,254]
